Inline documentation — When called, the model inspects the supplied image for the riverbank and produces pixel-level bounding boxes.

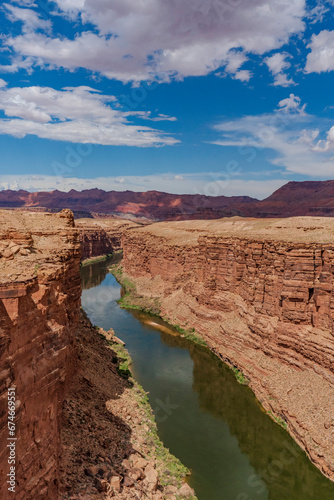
[109,264,208,350]
[59,309,196,499]
[110,264,251,386]
[82,255,334,499]
[81,250,122,267]
[116,218,334,484]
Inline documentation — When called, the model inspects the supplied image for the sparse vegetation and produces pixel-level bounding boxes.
[109,264,161,315]
[231,366,249,386]
[172,324,207,347]
[80,253,114,267]
[110,264,207,348]
[96,328,195,494]
[109,340,132,379]
[133,383,191,489]
[268,411,288,430]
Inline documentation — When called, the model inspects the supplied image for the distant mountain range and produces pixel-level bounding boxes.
[1,181,334,220]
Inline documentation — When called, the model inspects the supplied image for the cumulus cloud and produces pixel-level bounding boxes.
[234,70,252,82]
[2,0,307,82]
[0,173,286,200]
[0,84,178,146]
[277,94,306,114]
[311,126,334,152]
[212,96,334,176]
[217,50,252,82]
[306,29,334,73]
[265,52,295,87]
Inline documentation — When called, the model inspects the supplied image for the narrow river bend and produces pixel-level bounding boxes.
[81,257,334,500]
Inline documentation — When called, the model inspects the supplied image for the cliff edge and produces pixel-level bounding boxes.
[0,209,81,499]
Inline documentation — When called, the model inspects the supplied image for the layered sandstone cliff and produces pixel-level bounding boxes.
[121,217,334,481]
[75,218,140,260]
[0,209,81,499]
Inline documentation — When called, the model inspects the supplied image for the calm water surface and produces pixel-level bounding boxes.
[81,258,334,500]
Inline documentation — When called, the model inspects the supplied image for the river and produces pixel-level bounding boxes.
[81,257,334,500]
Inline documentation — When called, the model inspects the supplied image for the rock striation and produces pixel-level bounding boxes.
[75,218,140,260]
[0,209,81,499]
[121,216,334,481]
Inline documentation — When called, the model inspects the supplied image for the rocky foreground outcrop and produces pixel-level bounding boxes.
[0,209,81,499]
[75,218,140,260]
[121,216,334,481]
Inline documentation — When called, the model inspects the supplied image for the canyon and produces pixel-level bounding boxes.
[2,208,334,497]
[0,210,194,499]
[3,180,334,220]
[120,216,334,481]
[76,218,140,260]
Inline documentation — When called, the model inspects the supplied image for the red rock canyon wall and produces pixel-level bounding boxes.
[121,217,334,480]
[0,210,81,499]
[75,219,140,260]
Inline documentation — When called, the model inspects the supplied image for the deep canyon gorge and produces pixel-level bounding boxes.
[0,211,193,499]
[120,217,334,481]
[1,210,334,498]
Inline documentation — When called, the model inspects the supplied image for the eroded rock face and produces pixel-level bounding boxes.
[75,219,140,260]
[0,210,81,499]
[121,217,334,481]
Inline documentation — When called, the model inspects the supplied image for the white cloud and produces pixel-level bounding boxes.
[224,50,248,75]
[278,93,306,114]
[311,126,334,152]
[3,3,51,33]
[0,173,286,200]
[306,29,334,73]
[126,111,177,122]
[3,0,307,82]
[217,50,252,82]
[307,1,332,23]
[0,56,35,74]
[234,70,252,82]
[0,84,178,146]
[11,0,38,6]
[265,52,295,87]
[212,96,334,176]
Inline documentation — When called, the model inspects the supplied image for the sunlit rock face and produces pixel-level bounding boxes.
[0,209,81,500]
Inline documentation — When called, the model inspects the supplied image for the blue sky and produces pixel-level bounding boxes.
[0,0,334,199]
